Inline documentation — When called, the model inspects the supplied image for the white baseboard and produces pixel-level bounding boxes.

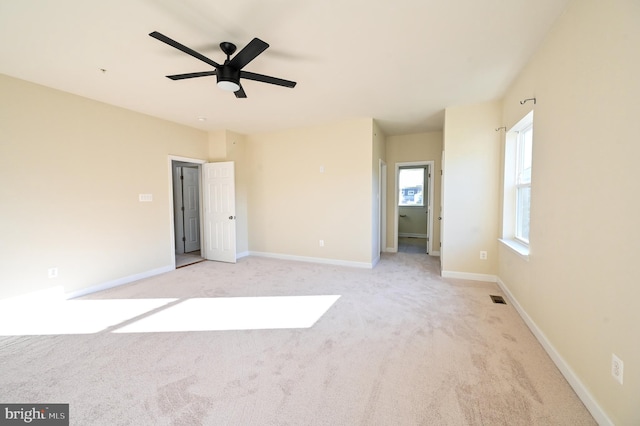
[429,251,441,256]
[399,233,428,238]
[249,251,373,269]
[441,270,497,282]
[385,247,397,253]
[496,277,613,426]
[236,251,250,259]
[65,265,174,299]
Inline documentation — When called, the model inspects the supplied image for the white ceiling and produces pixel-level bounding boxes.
[0,0,569,136]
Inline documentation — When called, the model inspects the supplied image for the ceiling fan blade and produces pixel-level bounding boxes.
[167,71,217,80]
[241,71,297,88]
[234,85,247,98]
[229,38,269,70]
[149,31,220,69]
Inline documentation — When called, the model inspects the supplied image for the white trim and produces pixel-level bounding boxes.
[394,161,435,254]
[430,251,441,256]
[498,238,530,261]
[496,277,613,426]
[249,251,373,269]
[398,232,428,238]
[236,251,250,259]
[169,155,207,164]
[65,265,174,299]
[386,246,398,253]
[441,271,497,282]
[440,150,445,265]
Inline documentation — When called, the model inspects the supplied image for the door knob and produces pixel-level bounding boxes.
[229,216,236,220]
[438,217,442,220]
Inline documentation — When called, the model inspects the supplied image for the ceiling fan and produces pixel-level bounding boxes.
[149,31,297,98]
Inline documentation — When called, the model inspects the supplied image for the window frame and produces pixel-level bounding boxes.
[501,111,534,257]
[514,123,533,244]
[398,167,425,207]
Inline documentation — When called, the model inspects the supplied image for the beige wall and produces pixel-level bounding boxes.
[244,118,375,265]
[0,74,208,299]
[0,74,381,302]
[442,101,501,278]
[385,132,442,252]
[498,0,640,423]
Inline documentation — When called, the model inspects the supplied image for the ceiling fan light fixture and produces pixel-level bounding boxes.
[217,80,240,92]
[149,31,296,98]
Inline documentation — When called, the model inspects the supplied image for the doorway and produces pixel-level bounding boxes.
[394,161,434,254]
[170,158,205,268]
[167,156,238,268]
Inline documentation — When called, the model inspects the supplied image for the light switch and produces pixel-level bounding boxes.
[139,194,153,202]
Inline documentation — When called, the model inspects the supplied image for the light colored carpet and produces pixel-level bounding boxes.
[176,250,204,268]
[0,253,595,425]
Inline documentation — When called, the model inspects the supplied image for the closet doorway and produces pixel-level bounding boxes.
[172,160,204,268]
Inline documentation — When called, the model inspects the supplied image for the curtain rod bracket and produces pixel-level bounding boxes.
[495,126,506,132]
[520,97,536,105]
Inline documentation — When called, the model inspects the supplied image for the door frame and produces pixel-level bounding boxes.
[167,155,206,269]
[394,160,435,254]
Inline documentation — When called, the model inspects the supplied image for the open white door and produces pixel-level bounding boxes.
[182,167,201,253]
[202,162,236,263]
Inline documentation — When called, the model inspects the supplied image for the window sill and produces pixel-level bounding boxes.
[499,239,530,261]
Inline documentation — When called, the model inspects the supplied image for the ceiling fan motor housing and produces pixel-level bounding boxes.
[216,65,241,90]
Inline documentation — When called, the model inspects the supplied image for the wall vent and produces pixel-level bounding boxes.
[490,295,507,304]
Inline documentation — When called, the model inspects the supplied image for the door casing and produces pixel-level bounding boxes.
[168,156,206,269]
[394,160,435,254]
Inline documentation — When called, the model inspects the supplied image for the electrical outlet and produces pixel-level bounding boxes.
[319,240,324,247]
[612,354,624,385]
[480,251,487,260]
[48,267,58,278]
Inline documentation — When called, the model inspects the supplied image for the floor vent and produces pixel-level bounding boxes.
[490,295,507,304]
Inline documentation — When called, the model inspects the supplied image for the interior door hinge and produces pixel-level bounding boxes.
[182,237,186,242]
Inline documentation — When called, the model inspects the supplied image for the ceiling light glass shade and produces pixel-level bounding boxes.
[217,80,240,92]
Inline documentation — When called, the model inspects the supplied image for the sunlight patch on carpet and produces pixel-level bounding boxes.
[0,299,177,336]
[113,295,341,333]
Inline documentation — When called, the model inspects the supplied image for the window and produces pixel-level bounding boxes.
[398,168,425,206]
[502,111,533,253]
[515,124,533,243]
